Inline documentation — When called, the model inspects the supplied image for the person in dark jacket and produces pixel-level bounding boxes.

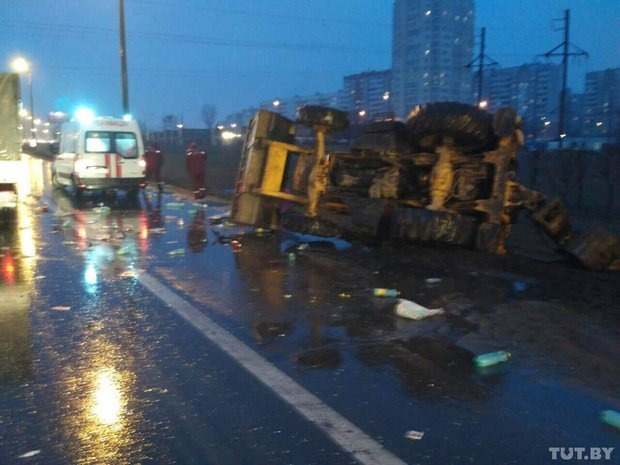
[185,142,207,199]
[144,143,164,191]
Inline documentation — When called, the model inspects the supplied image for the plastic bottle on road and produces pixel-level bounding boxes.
[395,299,444,320]
[601,410,620,430]
[373,288,400,297]
[474,351,511,368]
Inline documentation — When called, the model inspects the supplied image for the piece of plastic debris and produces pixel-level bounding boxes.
[338,293,352,299]
[373,288,400,297]
[166,240,179,244]
[395,299,444,320]
[288,252,296,262]
[404,430,424,441]
[177,218,185,227]
[34,276,45,280]
[283,294,292,299]
[61,220,73,229]
[168,248,185,256]
[117,246,133,256]
[601,410,620,430]
[18,450,41,458]
[297,243,309,251]
[51,306,71,311]
[149,228,165,235]
[230,240,242,252]
[166,202,185,209]
[93,206,111,215]
[193,202,208,209]
[474,351,511,368]
[425,278,442,285]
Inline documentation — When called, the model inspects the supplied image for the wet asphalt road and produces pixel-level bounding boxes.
[0,157,619,465]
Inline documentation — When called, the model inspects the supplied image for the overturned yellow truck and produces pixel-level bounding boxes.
[231,103,620,271]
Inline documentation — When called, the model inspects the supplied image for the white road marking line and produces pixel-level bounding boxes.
[138,271,408,465]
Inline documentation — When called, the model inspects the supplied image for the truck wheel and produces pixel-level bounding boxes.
[407,102,497,153]
[390,207,478,246]
[297,105,349,131]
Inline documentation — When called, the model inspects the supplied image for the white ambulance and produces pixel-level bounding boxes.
[53,115,146,196]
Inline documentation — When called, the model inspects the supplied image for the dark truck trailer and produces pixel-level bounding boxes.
[231,103,620,271]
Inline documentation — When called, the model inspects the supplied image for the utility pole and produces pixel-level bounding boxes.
[466,27,498,106]
[541,9,588,148]
[119,0,130,114]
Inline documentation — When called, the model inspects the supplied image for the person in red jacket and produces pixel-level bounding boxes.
[185,142,208,199]
[144,143,165,191]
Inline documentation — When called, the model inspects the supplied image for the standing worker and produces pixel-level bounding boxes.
[185,142,207,200]
[144,142,165,191]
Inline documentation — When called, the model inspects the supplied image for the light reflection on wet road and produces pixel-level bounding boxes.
[0,157,619,464]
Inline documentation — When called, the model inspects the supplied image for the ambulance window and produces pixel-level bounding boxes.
[115,133,138,158]
[85,132,111,152]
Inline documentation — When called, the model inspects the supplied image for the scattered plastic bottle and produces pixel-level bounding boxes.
[474,351,511,368]
[601,410,620,430]
[395,299,444,320]
[168,248,185,256]
[93,206,111,215]
[288,252,297,262]
[177,218,185,227]
[373,288,400,297]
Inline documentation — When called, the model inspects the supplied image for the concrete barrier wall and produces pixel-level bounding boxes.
[517,148,620,218]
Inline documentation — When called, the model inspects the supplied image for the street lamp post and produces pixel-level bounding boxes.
[11,57,35,138]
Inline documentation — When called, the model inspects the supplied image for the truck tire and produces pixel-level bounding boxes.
[407,102,497,154]
[390,207,478,246]
[297,105,349,131]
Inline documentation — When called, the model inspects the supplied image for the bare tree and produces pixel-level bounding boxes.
[201,104,217,129]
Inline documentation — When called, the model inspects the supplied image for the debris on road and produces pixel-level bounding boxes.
[288,252,296,262]
[404,430,425,441]
[116,246,133,256]
[177,218,185,227]
[601,410,620,430]
[231,240,242,252]
[474,351,511,368]
[92,206,111,216]
[51,306,71,311]
[18,450,41,459]
[168,248,185,257]
[373,288,400,297]
[149,228,165,235]
[395,299,444,320]
[425,278,442,285]
[166,202,185,209]
[119,271,136,278]
[338,293,352,299]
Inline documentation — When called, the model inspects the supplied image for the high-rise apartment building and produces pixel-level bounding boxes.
[583,68,620,140]
[343,69,392,122]
[482,63,562,140]
[392,0,475,118]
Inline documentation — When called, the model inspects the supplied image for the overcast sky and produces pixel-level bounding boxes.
[1,0,618,128]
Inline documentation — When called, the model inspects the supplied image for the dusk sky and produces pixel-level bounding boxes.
[1,0,619,128]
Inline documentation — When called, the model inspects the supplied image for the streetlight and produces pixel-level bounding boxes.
[10,57,35,137]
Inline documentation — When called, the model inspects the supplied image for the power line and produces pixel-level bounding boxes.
[127,0,392,27]
[2,20,388,55]
[466,27,498,105]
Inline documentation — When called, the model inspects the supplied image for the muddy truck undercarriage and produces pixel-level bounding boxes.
[231,103,620,271]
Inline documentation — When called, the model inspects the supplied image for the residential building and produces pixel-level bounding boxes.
[583,67,620,141]
[392,0,475,118]
[481,63,562,140]
[343,69,392,122]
